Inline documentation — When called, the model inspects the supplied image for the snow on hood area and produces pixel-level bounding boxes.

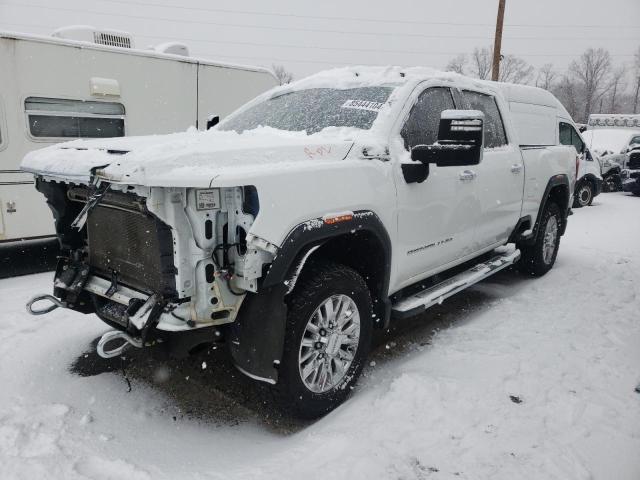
[582,128,640,156]
[21,126,358,187]
[1,193,639,480]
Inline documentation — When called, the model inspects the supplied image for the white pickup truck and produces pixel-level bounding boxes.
[22,67,577,418]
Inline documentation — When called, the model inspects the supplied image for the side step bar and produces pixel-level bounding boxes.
[392,248,520,319]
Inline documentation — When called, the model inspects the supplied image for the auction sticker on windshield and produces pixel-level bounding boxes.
[341,99,384,112]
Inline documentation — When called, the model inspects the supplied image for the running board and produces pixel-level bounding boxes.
[392,248,520,319]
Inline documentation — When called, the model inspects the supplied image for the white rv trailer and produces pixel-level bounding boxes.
[0,28,278,244]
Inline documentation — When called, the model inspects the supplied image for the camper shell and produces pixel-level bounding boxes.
[0,29,278,244]
[494,82,600,206]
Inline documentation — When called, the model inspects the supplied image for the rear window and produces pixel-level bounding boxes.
[461,91,508,148]
[25,97,125,139]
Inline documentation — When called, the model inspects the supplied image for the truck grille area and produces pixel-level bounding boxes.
[86,194,176,297]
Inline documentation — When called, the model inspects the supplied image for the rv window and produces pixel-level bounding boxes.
[25,97,125,139]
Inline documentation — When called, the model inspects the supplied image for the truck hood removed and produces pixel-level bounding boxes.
[21,127,356,187]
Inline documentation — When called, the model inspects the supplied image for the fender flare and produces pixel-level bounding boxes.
[518,174,570,246]
[577,173,599,188]
[227,210,392,384]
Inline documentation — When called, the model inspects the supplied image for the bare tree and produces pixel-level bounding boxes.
[499,55,534,84]
[464,46,532,84]
[568,48,612,122]
[535,63,557,90]
[633,46,640,114]
[554,75,580,120]
[445,54,467,75]
[272,64,294,85]
[469,47,493,80]
[607,65,627,112]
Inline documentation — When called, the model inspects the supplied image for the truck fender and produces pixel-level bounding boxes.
[263,209,392,327]
[517,174,570,246]
[227,210,392,384]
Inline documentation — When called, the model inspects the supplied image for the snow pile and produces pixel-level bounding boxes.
[0,193,639,479]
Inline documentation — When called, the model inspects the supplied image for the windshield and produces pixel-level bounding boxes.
[218,87,394,135]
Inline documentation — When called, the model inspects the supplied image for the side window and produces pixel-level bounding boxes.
[571,129,585,154]
[25,97,125,139]
[559,122,585,155]
[401,87,455,151]
[461,91,507,148]
[559,122,572,146]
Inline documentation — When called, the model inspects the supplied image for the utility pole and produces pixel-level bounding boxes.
[491,0,506,81]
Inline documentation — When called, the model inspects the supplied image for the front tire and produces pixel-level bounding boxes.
[275,262,372,418]
[518,202,563,277]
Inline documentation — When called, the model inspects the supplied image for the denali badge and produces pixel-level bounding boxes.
[196,189,221,210]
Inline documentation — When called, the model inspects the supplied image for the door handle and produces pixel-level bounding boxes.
[459,170,477,181]
[511,164,523,174]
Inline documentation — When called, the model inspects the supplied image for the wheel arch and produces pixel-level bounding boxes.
[228,211,392,385]
[263,210,393,328]
[518,175,570,246]
[579,173,599,189]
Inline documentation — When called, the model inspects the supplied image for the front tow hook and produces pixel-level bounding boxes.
[26,294,67,315]
[96,330,143,359]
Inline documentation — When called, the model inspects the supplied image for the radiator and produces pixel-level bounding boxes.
[86,195,176,297]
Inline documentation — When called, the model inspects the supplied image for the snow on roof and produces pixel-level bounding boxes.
[282,67,569,117]
[0,30,275,76]
[283,66,487,91]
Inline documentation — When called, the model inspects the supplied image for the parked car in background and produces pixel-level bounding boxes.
[22,67,577,417]
[621,146,640,196]
[557,122,601,207]
[582,114,640,192]
[0,27,278,247]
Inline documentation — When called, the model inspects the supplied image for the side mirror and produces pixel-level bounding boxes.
[411,109,484,167]
[206,115,220,130]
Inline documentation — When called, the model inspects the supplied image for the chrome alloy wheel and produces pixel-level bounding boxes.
[542,216,558,265]
[298,294,361,393]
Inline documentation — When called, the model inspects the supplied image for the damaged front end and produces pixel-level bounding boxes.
[28,176,278,363]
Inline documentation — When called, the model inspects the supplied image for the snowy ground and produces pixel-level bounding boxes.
[1,192,639,480]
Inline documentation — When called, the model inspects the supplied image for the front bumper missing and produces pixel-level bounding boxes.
[27,272,222,359]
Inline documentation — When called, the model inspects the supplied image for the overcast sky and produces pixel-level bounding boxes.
[1,0,638,79]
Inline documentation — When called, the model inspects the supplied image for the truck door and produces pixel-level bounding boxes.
[392,86,479,285]
[461,90,524,249]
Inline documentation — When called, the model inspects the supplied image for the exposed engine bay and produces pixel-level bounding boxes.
[31,177,277,357]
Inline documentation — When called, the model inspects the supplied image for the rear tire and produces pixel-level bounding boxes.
[603,172,622,192]
[274,261,373,419]
[518,202,563,277]
[572,181,593,208]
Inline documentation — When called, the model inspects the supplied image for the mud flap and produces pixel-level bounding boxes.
[226,284,287,384]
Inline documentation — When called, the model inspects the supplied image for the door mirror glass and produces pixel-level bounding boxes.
[410,109,484,167]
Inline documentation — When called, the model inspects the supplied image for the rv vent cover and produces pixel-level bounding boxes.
[94,32,132,48]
